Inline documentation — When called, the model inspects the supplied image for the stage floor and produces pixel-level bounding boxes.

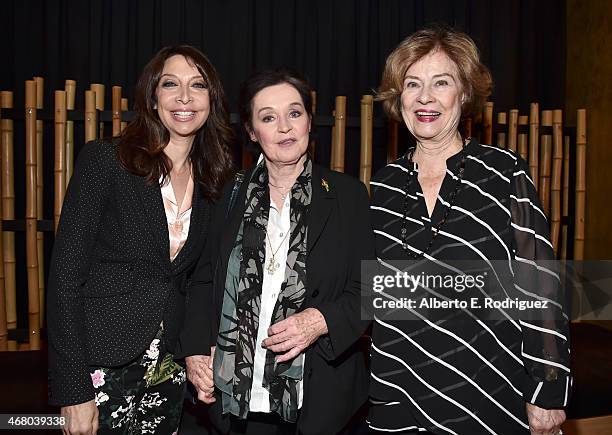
[1,322,611,432]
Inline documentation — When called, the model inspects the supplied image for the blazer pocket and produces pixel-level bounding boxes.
[81,261,137,298]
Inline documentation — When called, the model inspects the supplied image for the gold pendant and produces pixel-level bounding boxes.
[266,257,280,274]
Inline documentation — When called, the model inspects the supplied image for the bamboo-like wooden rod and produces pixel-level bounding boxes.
[474,110,483,143]
[85,90,97,142]
[65,120,74,189]
[387,119,399,163]
[330,110,337,169]
[0,93,6,351]
[34,77,44,110]
[112,86,122,137]
[241,145,253,170]
[497,112,507,148]
[331,97,347,173]
[37,235,44,329]
[36,122,44,218]
[120,98,128,133]
[528,103,540,186]
[65,80,76,187]
[91,83,105,138]
[34,78,44,222]
[65,80,76,110]
[25,80,41,350]
[508,109,518,152]
[359,95,373,193]
[462,117,473,139]
[574,109,587,260]
[54,91,67,233]
[539,110,553,216]
[518,115,529,161]
[33,77,45,329]
[309,91,316,159]
[0,91,16,346]
[0,215,5,351]
[482,102,493,145]
[561,135,570,261]
[550,110,563,256]
[91,83,105,110]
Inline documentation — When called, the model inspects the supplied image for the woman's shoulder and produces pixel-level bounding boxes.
[469,140,527,174]
[77,139,120,166]
[368,156,409,203]
[314,164,367,197]
[371,155,409,184]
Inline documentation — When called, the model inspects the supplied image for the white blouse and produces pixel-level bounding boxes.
[249,197,305,412]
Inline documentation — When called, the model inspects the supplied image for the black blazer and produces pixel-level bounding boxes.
[179,163,375,435]
[47,140,212,407]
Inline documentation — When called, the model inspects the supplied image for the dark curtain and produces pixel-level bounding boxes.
[1,0,565,329]
[2,0,565,117]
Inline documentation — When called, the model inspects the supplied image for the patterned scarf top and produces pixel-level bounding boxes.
[213,157,312,422]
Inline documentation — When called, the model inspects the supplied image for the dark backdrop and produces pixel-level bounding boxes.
[1,0,565,330]
[3,0,565,118]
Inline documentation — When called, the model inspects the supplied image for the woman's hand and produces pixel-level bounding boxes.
[61,400,98,434]
[262,308,328,363]
[185,347,216,404]
[526,403,565,435]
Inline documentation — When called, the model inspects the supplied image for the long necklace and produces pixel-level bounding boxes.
[400,142,468,258]
[170,164,192,234]
[265,228,291,274]
[265,182,292,274]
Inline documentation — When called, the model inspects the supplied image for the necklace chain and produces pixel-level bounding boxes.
[268,181,291,189]
[265,228,290,274]
[265,180,294,274]
[400,141,468,258]
[170,164,192,233]
[269,183,291,202]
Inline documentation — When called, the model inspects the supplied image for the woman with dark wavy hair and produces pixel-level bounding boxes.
[47,45,234,434]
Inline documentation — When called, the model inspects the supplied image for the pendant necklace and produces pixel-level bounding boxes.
[171,164,192,234]
[265,229,291,274]
[265,181,292,274]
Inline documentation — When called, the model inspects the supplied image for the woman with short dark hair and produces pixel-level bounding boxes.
[47,45,234,434]
[181,69,374,435]
[369,27,570,435]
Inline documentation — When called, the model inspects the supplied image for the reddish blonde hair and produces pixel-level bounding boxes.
[377,26,492,121]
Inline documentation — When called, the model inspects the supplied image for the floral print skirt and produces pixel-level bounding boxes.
[90,326,186,434]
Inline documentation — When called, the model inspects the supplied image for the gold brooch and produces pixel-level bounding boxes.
[321,179,330,192]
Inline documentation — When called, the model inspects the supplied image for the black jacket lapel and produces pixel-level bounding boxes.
[132,174,171,269]
[307,165,335,255]
[171,184,210,274]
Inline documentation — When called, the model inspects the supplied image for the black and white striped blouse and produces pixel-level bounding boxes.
[368,139,571,434]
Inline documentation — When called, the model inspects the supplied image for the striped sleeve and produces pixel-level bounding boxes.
[510,156,572,409]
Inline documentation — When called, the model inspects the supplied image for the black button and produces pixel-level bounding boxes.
[165,277,171,284]
[312,289,319,298]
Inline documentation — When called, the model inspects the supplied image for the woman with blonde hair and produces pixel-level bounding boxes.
[368,27,570,435]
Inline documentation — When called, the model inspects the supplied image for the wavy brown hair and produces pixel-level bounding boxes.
[377,26,492,122]
[117,45,234,200]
